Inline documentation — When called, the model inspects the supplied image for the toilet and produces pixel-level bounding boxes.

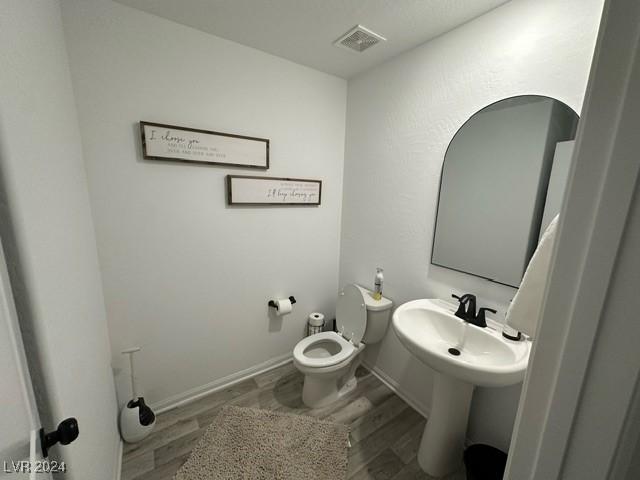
[293,284,392,408]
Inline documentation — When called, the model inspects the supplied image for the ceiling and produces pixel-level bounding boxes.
[114,0,510,78]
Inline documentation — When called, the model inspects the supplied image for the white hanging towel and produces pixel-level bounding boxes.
[505,214,560,338]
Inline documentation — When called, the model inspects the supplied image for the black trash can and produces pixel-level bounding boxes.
[464,444,507,480]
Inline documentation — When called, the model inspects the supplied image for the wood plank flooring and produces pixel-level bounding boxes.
[121,362,466,480]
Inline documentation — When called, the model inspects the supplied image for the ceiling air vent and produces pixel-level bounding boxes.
[334,25,386,53]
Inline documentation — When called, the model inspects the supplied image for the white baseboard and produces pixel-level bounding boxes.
[151,353,293,414]
[364,361,483,447]
[363,360,430,419]
[113,437,123,480]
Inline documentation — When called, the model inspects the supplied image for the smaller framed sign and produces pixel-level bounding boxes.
[227,175,322,206]
[140,121,269,169]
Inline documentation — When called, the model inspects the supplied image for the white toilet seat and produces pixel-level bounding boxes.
[293,331,357,369]
[292,284,391,409]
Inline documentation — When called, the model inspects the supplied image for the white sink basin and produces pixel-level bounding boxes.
[392,299,530,387]
[392,298,532,477]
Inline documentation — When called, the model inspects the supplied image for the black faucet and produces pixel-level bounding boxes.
[452,293,475,319]
[451,293,496,328]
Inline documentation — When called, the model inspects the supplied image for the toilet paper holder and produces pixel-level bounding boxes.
[268,296,296,310]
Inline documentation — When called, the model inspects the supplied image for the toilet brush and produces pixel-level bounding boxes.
[119,347,156,443]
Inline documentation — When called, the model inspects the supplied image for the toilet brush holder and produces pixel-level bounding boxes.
[119,347,156,443]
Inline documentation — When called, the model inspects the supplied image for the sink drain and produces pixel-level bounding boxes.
[448,347,461,356]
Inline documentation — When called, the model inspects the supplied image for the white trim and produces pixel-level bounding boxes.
[113,438,123,480]
[364,361,482,447]
[151,353,292,414]
[0,238,41,434]
[362,360,430,419]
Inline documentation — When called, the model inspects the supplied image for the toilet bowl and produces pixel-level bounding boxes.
[293,284,392,408]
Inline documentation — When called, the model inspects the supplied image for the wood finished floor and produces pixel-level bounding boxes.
[121,362,466,480]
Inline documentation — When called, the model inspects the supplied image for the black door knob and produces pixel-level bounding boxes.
[40,417,79,458]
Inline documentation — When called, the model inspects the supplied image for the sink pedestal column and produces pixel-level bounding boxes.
[417,373,474,477]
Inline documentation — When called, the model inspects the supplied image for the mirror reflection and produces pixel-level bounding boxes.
[432,95,579,287]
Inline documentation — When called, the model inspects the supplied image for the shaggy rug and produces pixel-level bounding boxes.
[174,405,349,480]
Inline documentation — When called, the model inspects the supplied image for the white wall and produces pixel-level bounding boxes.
[0,1,119,478]
[60,0,347,408]
[340,0,603,451]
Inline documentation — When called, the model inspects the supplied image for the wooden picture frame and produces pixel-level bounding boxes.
[140,121,269,169]
[226,175,322,206]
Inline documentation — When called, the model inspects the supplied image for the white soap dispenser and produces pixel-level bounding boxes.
[373,267,384,300]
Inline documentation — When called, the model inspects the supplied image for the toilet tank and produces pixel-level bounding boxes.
[353,285,393,344]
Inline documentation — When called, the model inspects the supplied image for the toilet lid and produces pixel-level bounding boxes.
[336,284,367,344]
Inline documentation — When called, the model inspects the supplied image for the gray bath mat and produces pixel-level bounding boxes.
[174,405,349,480]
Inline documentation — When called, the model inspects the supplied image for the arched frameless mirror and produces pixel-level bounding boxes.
[431,95,579,287]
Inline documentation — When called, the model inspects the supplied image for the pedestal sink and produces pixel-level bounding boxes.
[392,299,531,477]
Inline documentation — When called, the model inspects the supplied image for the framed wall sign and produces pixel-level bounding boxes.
[226,175,322,205]
[140,121,269,169]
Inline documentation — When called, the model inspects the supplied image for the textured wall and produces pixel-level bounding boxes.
[340,0,603,450]
[61,0,347,408]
